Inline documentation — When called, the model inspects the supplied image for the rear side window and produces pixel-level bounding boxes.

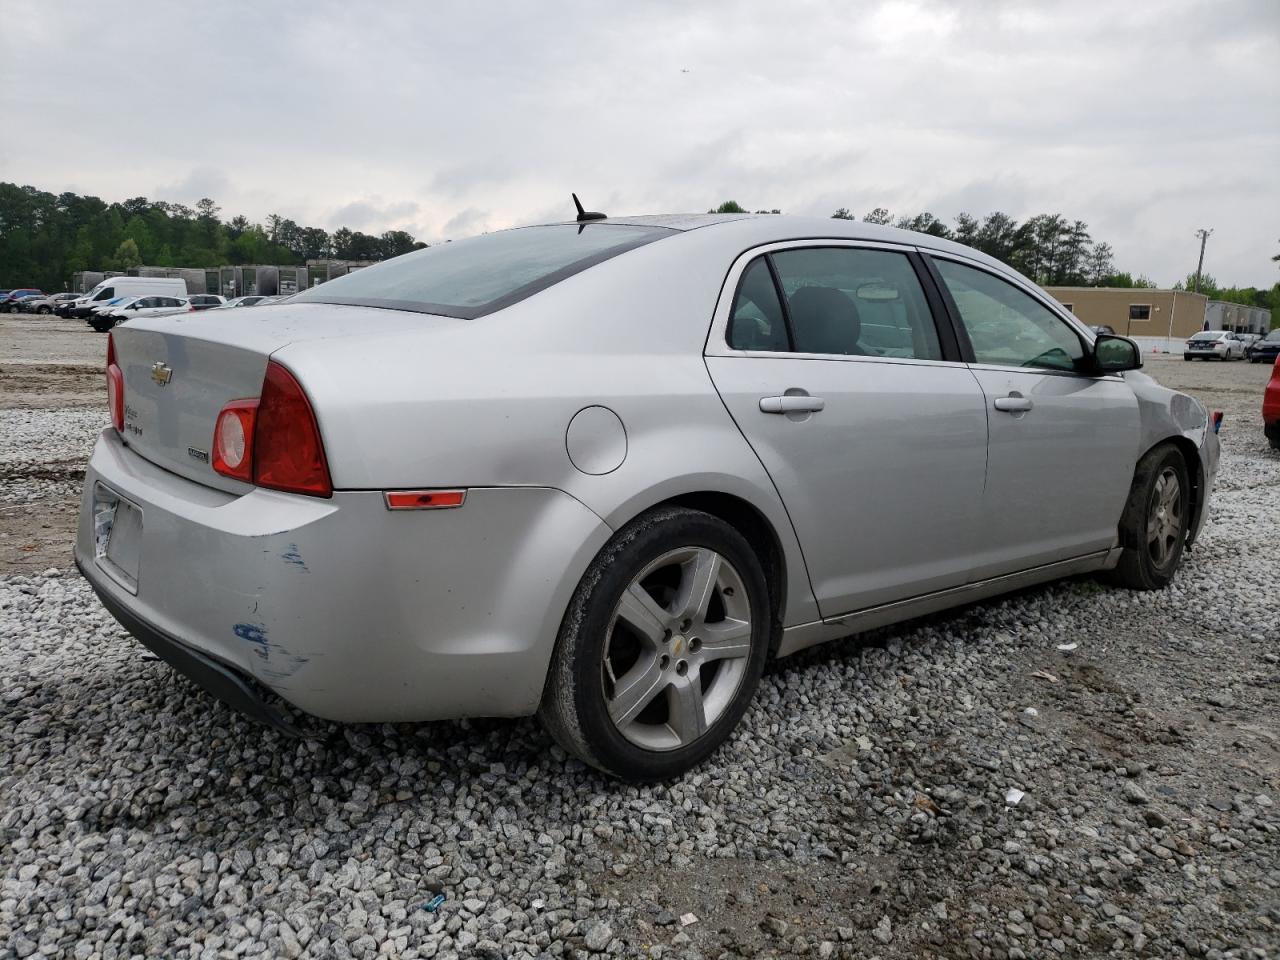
[293,223,673,319]
[728,258,788,351]
[936,259,1084,372]
[771,248,943,359]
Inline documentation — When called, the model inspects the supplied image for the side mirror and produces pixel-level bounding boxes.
[1092,334,1142,373]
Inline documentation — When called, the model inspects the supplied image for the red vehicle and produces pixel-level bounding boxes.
[1265,356,1280,451]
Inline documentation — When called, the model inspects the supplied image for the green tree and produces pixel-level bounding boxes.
[894,212,952,239]
[862,207,892,225]
[707,201,747,214]
[831,208,854,220]
[111,238,141,271]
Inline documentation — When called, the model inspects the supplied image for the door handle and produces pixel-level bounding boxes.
[760,395,826,414]
[993,395,1033,413]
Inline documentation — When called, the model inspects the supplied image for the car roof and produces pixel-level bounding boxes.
[539,213,1017,277]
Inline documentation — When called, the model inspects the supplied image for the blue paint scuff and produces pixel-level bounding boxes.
[233,621,310,681]
[280,543,310,572]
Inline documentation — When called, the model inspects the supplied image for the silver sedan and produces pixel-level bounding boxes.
[76,211,1219,780]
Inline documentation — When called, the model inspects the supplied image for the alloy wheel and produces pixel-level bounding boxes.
[602,547,753,751]
[1146,467,1183,569]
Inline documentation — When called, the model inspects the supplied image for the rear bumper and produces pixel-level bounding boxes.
[77,428,612,723]
[76,555,302,735]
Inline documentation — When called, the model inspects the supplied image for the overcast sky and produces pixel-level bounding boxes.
[2,0,1277,285]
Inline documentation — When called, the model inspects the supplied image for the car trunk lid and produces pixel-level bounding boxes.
[109,303,450,493]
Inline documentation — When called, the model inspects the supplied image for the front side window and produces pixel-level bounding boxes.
[293,223,673,319]
[94,287,114,301]
[936,259,1084,372]
[1129,304,1151,321]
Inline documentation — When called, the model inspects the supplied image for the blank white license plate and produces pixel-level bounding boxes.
[93,483,143,593]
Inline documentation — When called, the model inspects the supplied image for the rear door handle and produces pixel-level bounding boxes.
[993,395,1033,413]
[760,395,826,414]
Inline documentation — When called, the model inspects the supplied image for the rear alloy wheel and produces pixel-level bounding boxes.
[540,507,770,781]
[1105,444,1190,590]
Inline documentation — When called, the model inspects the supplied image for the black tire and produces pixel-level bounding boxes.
[37,306,50,315]
[539,506,771,781]
[1104,444,1191,590]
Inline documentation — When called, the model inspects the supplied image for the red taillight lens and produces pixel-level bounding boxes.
[212,400,259,482]
[106,333,124,432]
[253,361,332,497]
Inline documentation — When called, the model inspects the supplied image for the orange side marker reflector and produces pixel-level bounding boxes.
[384,489,467,510]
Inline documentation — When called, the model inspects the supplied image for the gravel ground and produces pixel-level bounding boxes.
[1,318,1277,960]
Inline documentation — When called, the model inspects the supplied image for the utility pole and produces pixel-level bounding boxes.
[1192,228,1213,294]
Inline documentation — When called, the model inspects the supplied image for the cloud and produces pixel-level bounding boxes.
[152,168,230,206]
[1,0,1277,283]
[442,207,492,238]
[328,198,421,231]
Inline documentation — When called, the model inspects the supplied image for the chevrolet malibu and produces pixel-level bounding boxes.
[77,210,1219,780]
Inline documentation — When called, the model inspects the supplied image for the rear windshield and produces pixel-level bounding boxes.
[1189,332,1222,341]
[293,223,673,319]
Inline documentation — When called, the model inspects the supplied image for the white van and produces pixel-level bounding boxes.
[72,277,190,321]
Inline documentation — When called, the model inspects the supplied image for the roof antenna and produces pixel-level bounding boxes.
[572,193,607,223]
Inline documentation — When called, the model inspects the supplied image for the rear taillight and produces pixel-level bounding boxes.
[255,362,332,496]
[106,333,124,432]
[212,400,259,482]
[211,361,332,497]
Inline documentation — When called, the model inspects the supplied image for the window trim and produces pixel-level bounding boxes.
[1128,303,1152,322]
[708,239,965,366]
[920,251,1113,378]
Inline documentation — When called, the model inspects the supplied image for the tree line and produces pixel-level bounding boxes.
[712,199,1141,287]
[2,182,1274,321]
[0,182,427,291]
[710,200,1279,317]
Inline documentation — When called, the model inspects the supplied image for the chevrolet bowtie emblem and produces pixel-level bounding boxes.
[150,361,173,386]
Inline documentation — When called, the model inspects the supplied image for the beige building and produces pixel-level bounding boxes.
[1045,287,1209,339]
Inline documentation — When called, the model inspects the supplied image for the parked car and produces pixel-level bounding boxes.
[1236,333,1261,354]
[96,296,192,329]
[72,276,189,318]
[78,213,1220,780]
[214,295,271,309]
[22,292,81,315]
[86,297,137,330]
[3,288,44,312]
[1089,324,1116,335]
[1248,328,1280,364]
[55,295,86,318]
[1184,330,1245,361]
[186,294,226,311]
[1265,356,1280,451]
[7,293,45,312]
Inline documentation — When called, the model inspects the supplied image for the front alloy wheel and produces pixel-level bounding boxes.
[1146,467,1183,571]
[540,507,770,780]
[1106,443,1190,590]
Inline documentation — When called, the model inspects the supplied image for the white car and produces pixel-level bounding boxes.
[1183,330,1245,361]
[93,296,191,331]
[215,296,271,309]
